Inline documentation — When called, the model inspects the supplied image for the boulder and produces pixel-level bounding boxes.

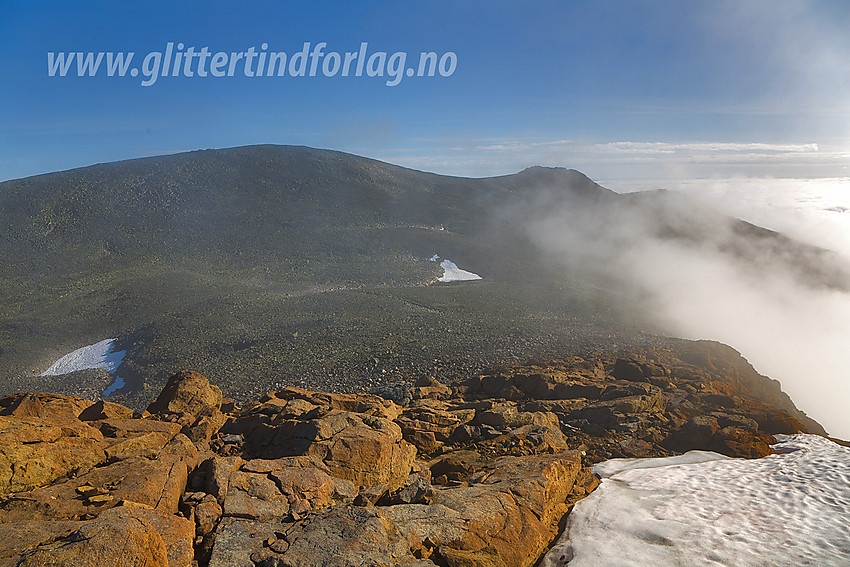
[503,423,569,454]
[399,402,473,438]
[98,417,183,439]
[708,426,774,458]
[611,358,647,382]
[223,470,292,521]
[385,451,583,567]
[371,381,414,407]
[664,415,720,452]
[397,402,475,454]
[185,410,228,445]
[208,518,277,567]
[437,546,505,567]
[235,409,417,490]
[263,387,402,420]
[194,495,223,536]
[380,473,434,506]
[139,504,196,567]
[407,430,443,455]
[475,405,534,429]
[412,380,453,401]
[219,456,353,522]
[147,370,223,417]
[223,505,416,567]
[304,411,417,490]
[204,455,245,502]
[551,382,604,400]
[0,520,81,566]
[711,412,759,431]
[0,392,93,420]
[78,399,136,421]
[104,430,173,462]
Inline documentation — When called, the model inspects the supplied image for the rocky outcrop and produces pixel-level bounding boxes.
[0,384,198,567]
[205,451,586,567]
[221,387,415,489]
[455,340,820,462]
[384,452,583,567]
[0,341,827,566]
[0,415,106,495]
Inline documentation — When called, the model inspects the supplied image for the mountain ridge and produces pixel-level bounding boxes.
[1,145,846,416]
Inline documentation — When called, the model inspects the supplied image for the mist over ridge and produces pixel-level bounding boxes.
[510,178,850,438]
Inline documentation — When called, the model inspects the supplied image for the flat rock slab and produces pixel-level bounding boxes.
[208,518,278,567]
[0,505,193,567]
[0,416,106,495]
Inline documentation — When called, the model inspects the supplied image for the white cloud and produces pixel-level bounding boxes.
[376,136,848,181]
[446,139,575,153]
[596,142,819,154]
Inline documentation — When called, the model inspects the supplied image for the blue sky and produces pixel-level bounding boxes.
[1,0,848,183]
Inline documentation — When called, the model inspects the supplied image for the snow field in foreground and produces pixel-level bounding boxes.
[542,434,850,566]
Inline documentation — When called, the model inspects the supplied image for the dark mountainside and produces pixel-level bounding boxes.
[2,144,847,414]
[1,146,634,407]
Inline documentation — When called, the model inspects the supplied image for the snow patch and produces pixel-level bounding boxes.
[41,338,126,376]
[436,258,482,282]
[438,259,482,282]
[429,253,482,282]
[541,434,850,566]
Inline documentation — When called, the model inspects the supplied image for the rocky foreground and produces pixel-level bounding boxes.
[0,340,826,566]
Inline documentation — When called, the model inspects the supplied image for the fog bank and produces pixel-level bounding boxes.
[513,180,850,438]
